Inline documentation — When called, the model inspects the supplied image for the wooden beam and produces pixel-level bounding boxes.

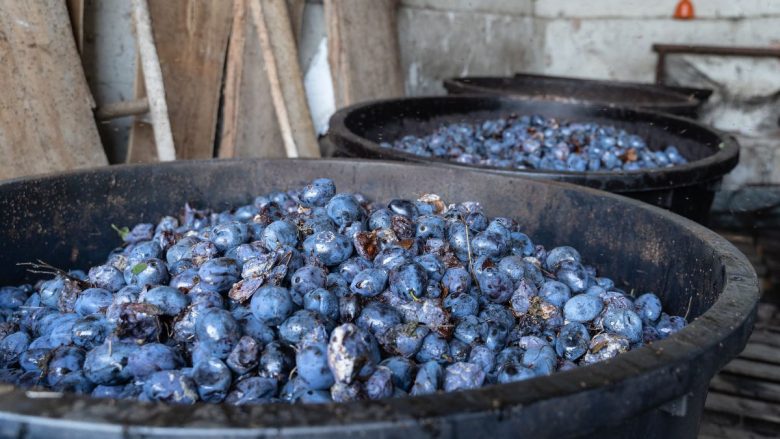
[747,330,780,349]
[0,0,107,180]
[286,0,305,44]
[218,0,286,159]
[248,0,320,158]
[96,99,150,121]
[700,421,777,439]
[131,0,176,161]
[740,343,780,365]
[710,374,780,405]
[129,0,233,160]
[706,392,780,425]
[66,0,85,55]
[217,0,249,159]
[324,0,404,107]
[722,358,780,383]
[126,49,159,163]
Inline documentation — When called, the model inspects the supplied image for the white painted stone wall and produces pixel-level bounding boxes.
[396,0,780,188]
[665,55,780,189]
[399,0,780,94]
[397,7,540,96]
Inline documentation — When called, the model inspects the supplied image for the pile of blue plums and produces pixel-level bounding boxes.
[0,178,687,405]
[379,114,688,172]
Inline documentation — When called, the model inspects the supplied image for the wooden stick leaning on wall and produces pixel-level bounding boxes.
[248,0,320,158]
[131,0,176,161]
[217,0,248,159]
[128,0,232,162]
[126,49,159,164]
[220,0,308,159]
[324,0,404,107]
[287,0,305,45]
[66,0,85,54]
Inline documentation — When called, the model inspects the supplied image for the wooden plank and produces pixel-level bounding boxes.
[749,331,780,349]
[96,99,149,121]
[740,343,780,365]
[126,50,158,163]
[217,0,247,159]
[324,0,403,107]
[286,0,305,44]
[722,358,780,383]
[0,0,107,180]
[132,0,176,162]
[754,323,780,334]
[248,0,319,158]
[129,0,232,160]
[217,0,285,159]
[710,374,780,404]
[705,392,780,425]
[66,0,85,54]
[700,421,776,439]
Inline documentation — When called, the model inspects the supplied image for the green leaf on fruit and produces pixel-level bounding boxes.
[131,262,148,275]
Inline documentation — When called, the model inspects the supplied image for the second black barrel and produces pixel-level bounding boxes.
[325,96,738,223]
[444,73,711,117]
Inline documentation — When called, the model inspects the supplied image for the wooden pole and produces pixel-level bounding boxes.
[324,0,404,107]
[219,0,248,159]
[131,0,176,161]
[248,0,320,158]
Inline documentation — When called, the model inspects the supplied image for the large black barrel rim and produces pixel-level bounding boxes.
[0,159,758,438]
[326,96,739,194]
[443,75,704,116]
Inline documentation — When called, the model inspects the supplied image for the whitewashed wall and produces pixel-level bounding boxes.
[395,0,780,189]
[399,0,780,94]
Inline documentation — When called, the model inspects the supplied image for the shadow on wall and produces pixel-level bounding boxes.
[665,54,780,190]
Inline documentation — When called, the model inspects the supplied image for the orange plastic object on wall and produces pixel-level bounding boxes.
[674,0,695,19]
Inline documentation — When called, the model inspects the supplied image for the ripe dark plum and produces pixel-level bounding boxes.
[303,288,339,321]
[192,358,232,403]
[226,336,261,375]
[380,115,688,172]
[139,286,189,316]
[250,286,294,326]
[125,343,184,380]
[301,178,337,207]
[326,194,363,226]
[350,268,388,297]
[295,341,334,390]
[195,309,240,359]
[0,177,688,406]
[444,362,485,392]
[278,310,330,345]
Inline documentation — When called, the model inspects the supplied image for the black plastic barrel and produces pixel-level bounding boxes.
[0,159,758,438]
[324,96,739,223]
[512,73,715,107]
[443,73,709,118]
